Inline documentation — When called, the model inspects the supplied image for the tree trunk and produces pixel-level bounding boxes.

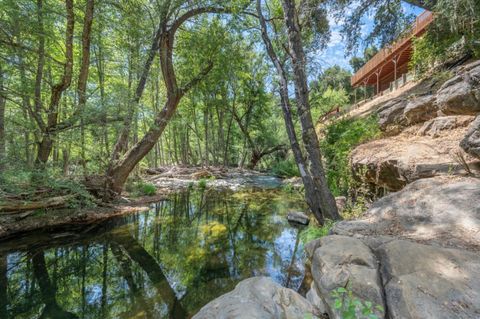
[78,0,95,175]
[106,93,181,194]
[0,195,75,212]
[257,0,338,224]
[94,33,109,158]
[35,0,75,166]
[281,0,340,221]
[100,6,227,197]
[109,24,163,164]
[0,65,5,169]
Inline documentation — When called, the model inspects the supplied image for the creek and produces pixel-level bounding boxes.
[0,188,309,318]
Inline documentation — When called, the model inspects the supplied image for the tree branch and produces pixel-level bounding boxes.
[180,61,214,95]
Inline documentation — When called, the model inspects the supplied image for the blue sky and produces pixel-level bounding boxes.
[315,2,425,72]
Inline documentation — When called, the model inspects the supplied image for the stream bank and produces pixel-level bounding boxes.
[0,166,289,240]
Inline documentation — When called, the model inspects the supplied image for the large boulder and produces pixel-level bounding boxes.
[377,240,480,319]
[333,176,480,251]
[309,235,385,319]
[378,99,408,134]
[307,236,480,319]
[436,61,480,115]
[418,115,474,137]
[351,125,479,191]
[192,277,318,319]
[460,115,480,159]
[403,94,437,124]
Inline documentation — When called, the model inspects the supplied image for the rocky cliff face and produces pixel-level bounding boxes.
[305,176,480,319]
[352,60,480,191]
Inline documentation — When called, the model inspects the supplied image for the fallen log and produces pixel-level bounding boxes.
[0,195,75,213]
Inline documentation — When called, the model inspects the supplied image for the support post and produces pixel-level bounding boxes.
[393,59,397,89]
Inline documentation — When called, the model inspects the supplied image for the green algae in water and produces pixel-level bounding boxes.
[0,189,309,318]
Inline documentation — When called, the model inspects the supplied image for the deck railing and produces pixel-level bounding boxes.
[351,10,434,86]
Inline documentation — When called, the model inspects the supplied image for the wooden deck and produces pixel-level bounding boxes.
[351,11,434,91]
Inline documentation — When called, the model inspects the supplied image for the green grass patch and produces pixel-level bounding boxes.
[0,165,96,209]
[270,158,299,178]
[197,178,208,190]
[135,181,157,196]
[300,219,335,243]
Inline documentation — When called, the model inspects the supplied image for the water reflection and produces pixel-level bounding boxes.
[0,189,308,318]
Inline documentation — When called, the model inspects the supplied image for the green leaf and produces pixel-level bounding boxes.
[334,299,342,309]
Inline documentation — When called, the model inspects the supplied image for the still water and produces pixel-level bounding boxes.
[0,189,309,318]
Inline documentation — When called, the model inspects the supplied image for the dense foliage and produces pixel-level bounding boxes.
[321,115,381,196]
[411,0,480,75]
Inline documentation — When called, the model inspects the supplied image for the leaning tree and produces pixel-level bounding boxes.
[94,1,250,197]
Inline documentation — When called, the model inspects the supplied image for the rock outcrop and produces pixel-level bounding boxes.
[287,211,310,225]
[378,99,408,134]
[375,60,480,134]
[192,277,318,319]
[307,237,480,319]
[418,115,474,137]
[461,115,480,159]
[305,59,480,319]
[436,60,480,116]
[378,240,480,319]
[351,124,479,191]
[303,176,480,319]
[309,236,385,319]
[404,94,437,124]
[333,176,480,250]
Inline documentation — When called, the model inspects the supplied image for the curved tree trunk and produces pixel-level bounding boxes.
[35,0,75,166]
[103,8,218,197]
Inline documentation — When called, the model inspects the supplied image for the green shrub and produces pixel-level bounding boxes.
[281,182,297,193]
[321,115,381,196]
[135,181,157,196]
[197,178,207,190]
[300,219,335,243]
[331,287,384,319]
[270,158,299,178]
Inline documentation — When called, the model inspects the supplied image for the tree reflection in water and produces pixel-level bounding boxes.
[0,189,307,318]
